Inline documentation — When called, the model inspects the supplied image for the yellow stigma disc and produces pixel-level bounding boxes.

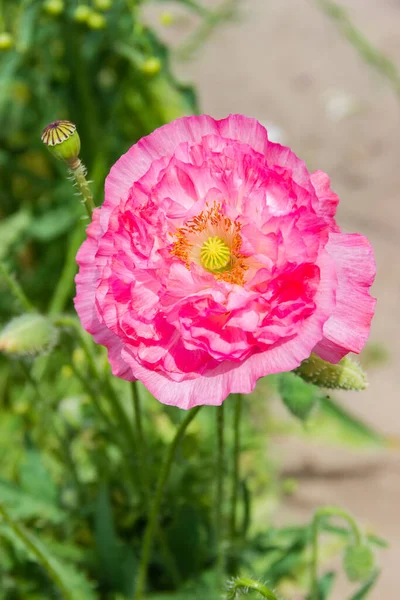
[200,236,231,272]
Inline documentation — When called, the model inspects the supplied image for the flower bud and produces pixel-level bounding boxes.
[43,0,64,16]
[294,353,368,391]
[94,0,112,11]
[73,5,91,23]
[0,314,58,357]
[343,543,375,582]
[41,120,81,167]
[0,32,14,51]
[87,11,106,29]
[141,57,162,76]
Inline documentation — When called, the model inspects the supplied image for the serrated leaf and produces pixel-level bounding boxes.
[348,571,379,600]
[278,372,320,421]
[0,504,96,600]
[19,450,57,504]
[0,480,65,523]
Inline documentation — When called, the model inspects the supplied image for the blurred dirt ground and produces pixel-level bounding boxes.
[145,1,400,597]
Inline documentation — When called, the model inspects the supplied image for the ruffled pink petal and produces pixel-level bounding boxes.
[108,248,337,408]
[74,210,131,379]
[313,232,376,362]
[310,170,340,231]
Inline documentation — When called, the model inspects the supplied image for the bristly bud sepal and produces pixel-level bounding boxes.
[343,543,376,582]
[294,353,368,391]
[0,314,59,358]
[41,120,81,167]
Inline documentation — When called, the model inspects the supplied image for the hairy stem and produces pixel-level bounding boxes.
[226,576,279,600]
[133,406,202,599]
[315,0,400,98]
[0,262,35,312]
[216,403,226,590]
[310,505,363,599]
[230,394,243,543]
[70,160,96,219]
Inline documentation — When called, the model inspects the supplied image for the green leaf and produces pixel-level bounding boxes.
[278,372,320,421]
[0,504,96,600]
[307,396,385,448]
[0,480,65,523]
[0,210,31,260]
[19,450,57,505]
[95,485,136,596]
[311,571,336,600]
[29,205,79,241]
[348,571,379,600]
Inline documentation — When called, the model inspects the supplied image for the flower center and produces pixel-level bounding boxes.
[170,203,249,285]
[200,236,231,272]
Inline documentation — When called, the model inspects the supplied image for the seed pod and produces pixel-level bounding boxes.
[41,120,81,168]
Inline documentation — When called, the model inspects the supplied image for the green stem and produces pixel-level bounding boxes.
[315,0,400,98]
[70,160,96,219]
[229,394,242,542]
[0,262,35,312]
[310,506,363,599]
[131,382,148,497]
[18,362,85,513]
[130,382,182,588]
[0,504,71,599]
[226,576,279,600]
[133,406,202,600]
[216,403,225,590]
[48,225,86,315]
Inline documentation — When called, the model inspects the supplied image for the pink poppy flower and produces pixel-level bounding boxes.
[74,115,376,409]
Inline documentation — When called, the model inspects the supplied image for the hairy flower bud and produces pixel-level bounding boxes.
[0,314,58,357]
[343,543,375,582]
[294,353,368,391]
[41,120,81,167]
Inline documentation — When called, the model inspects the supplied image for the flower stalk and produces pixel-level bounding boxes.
[225,576,279,599]
[310,506,363,599]
[230,394,243,543]
[216,403,226,589]
[134,406,203,599]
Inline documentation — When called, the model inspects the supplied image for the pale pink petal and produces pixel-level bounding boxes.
[313,232,376,362]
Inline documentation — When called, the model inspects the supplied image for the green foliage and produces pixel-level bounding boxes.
[0,1,388,599]
[278,372,320,420]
